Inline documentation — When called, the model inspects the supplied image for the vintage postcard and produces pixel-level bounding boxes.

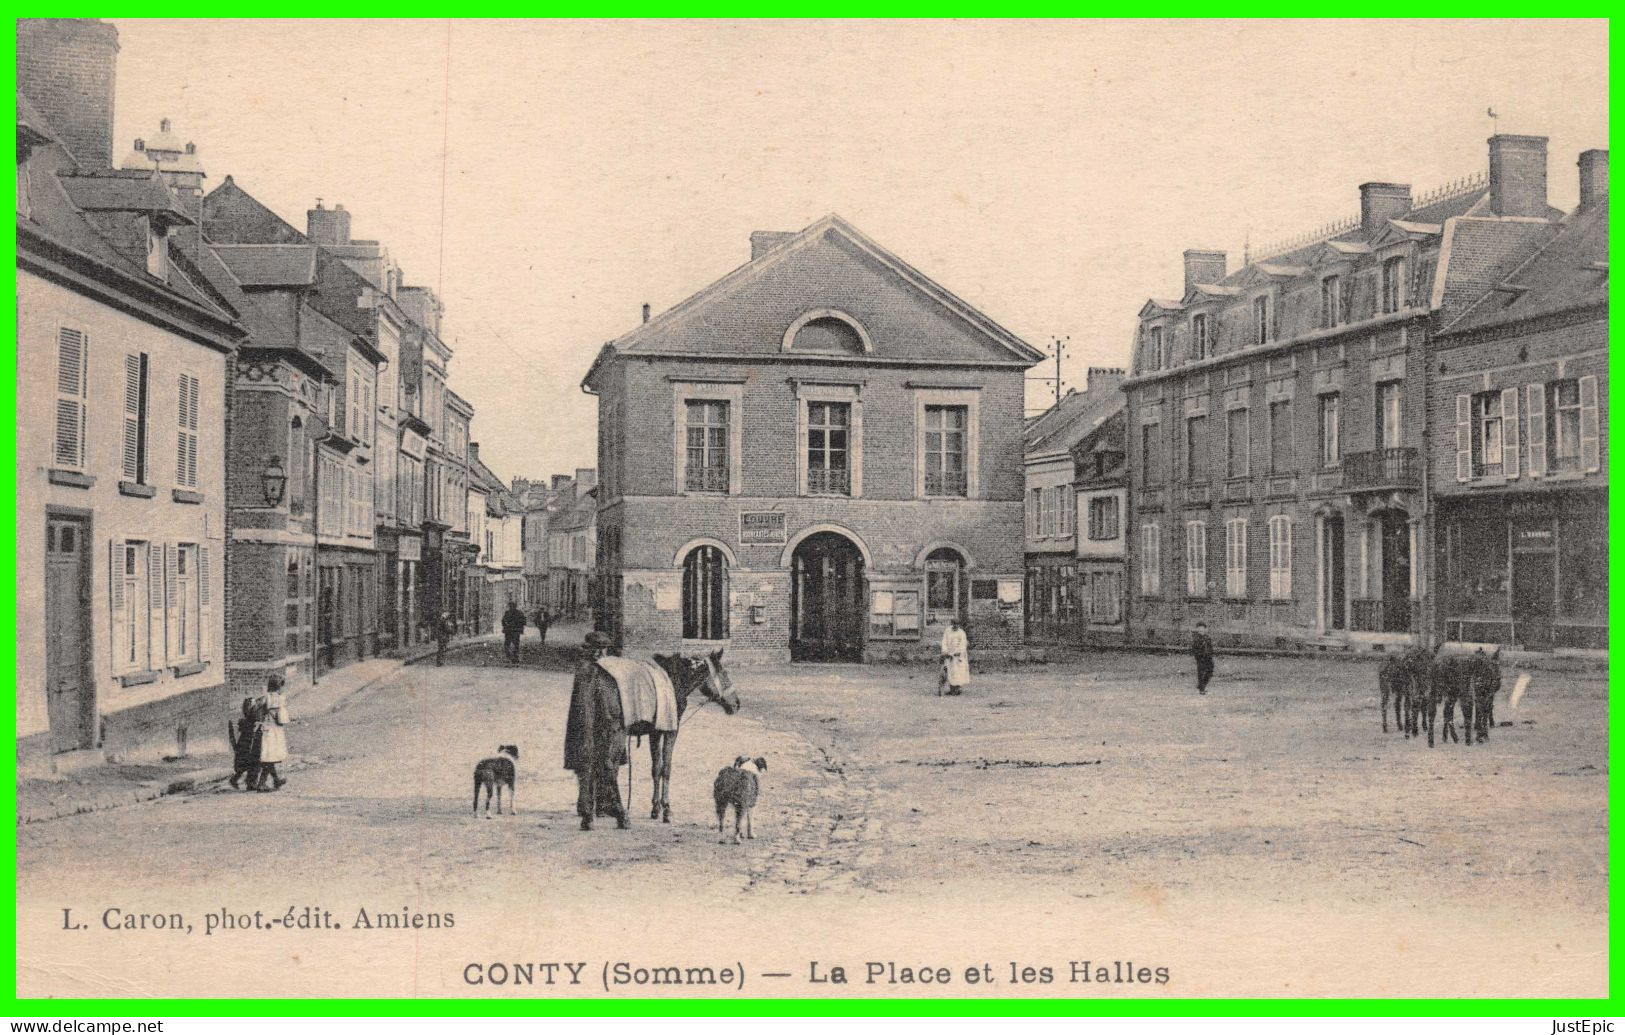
[13,18,1608,1001]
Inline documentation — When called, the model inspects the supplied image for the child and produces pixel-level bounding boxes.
[256,674,290,791]
[227,697,263,790]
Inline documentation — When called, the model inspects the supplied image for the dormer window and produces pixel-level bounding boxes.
[1253,295,1271,345]
[146,221,169,280]
[1381,256,1406,314]
[1190,314,1208,361]
[1321,275,1341,328]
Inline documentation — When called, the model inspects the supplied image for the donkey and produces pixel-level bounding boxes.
[1378,652,1410,735]
[1439,647,1502,746]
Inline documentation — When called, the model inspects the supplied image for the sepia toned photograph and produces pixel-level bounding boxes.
[13,17,1609,1002]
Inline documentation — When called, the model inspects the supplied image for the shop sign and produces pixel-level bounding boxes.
[740,512,787,544]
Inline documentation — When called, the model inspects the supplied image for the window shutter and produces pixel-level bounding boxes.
[198,545,212,660]
[1501,387,1520,479]
[164,543,179,663]
[122,355,142,481]
[109,541,128,672]
[55,328,88,469]
[1579,374,1600,472]
[148,542,164,670]
[1525,384,1547,477]
[1283,518,1293,598]
[1454,394,1471,482]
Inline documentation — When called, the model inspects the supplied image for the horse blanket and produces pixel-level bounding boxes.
[595,657,679,736]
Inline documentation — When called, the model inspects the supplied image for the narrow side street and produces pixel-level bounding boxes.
[16,636,1606,998]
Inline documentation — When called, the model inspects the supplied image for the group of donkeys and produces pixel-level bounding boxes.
[1377,644,1504,747]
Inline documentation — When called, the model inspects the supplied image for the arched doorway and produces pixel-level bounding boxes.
[791,532,866,662]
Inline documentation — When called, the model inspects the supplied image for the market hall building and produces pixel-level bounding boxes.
[582,215,1044,664]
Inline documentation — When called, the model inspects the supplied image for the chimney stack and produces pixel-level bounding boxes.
[1578,149,1608,212]
[750,230,795,260]
[1087,367,1127,392]
[306,200,352,245]
[1488,134,1549,218]
[551,474,573,492]
[574,468,598,492]
[1359,182,1413,235]
[641,303,651,324]
[17,19,121,170]
[1181,250,1227,295]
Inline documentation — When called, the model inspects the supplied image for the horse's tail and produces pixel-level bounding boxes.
[473,772,481,814]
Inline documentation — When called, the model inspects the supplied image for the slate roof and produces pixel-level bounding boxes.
[212,243,318,287]
[58,170,193,224]
[1024,376,1126,458]
[1445,200,1608,334]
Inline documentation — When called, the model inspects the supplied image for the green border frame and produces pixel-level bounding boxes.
[3,14,1616,1018]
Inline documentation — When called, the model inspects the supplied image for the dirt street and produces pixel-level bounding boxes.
[15,638,1606,999]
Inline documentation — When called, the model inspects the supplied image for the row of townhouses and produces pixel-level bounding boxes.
[16,18,539,769]
[1023,132,1606,656]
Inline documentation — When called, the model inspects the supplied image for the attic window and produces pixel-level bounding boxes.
[783,309,872,354]
[146,221,169,280]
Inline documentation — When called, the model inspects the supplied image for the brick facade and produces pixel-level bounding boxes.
[585,215,1042,664]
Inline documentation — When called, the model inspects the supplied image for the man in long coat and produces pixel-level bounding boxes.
[564,631,628,830]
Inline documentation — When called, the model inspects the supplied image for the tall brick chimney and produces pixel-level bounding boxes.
[16,19,120,170]
[1359,183,1412,235]
[306,200,352,245]
[574,468,598,492]
[1488,134,1549,218]
[1182,250,1226,294]
[1578,149,1608,212]
[750,230,795,260]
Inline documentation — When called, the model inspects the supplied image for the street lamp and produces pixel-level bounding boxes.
[261,455,287,507]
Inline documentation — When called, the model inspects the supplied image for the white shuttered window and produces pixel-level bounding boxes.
[55,328,89,469]
[176,372,200,489]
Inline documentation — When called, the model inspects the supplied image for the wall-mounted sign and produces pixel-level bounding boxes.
[971,579,998,600]
[740,512,787,544]
[398,537,422,562]
[997,579,1023,604]
[401,429,427,460]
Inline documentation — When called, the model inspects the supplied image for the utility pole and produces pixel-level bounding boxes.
[1024,336,1071,415]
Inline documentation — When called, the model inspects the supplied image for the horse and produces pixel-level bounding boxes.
[566,647,740,828]
[645,651,740,823]
[1396,644,1442,746]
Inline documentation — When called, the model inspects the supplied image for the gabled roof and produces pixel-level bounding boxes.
[212,243,317,287]
[585,213,1043,386]
[1024,376,1126,458]
[1445,200,1608,335]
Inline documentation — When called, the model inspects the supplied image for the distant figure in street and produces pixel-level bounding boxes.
[940,619,971,696]
[1192,621,1215,695]
[434,611,456,666]
[502,601,527,661]
[533,606,551,646]
[255,674,290,791]
[564,631,627,830]
[227,696,264,790]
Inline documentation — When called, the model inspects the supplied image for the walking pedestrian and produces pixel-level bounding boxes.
[227,696,263,791]
[533,606,551,646]
[255,673,290,791]
[501,600,527,661]
[940,618,971,696]
[564,631,628,830]
[1192,621,1215,695]
[434,611,455,666]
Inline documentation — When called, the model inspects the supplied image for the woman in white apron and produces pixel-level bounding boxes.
[256,673,290,791]
[940,619,971,696]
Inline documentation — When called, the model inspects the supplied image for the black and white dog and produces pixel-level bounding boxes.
[473,745,519,817]
[713,755,767,844]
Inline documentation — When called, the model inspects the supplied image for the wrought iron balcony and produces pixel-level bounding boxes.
[1342,447,1421,491]
[684,465,729,493]
[1351,597,1412,634]
[807,466,851,495]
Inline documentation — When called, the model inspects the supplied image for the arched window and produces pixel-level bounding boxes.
[682,545,728,640]
[924,547,967,625]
